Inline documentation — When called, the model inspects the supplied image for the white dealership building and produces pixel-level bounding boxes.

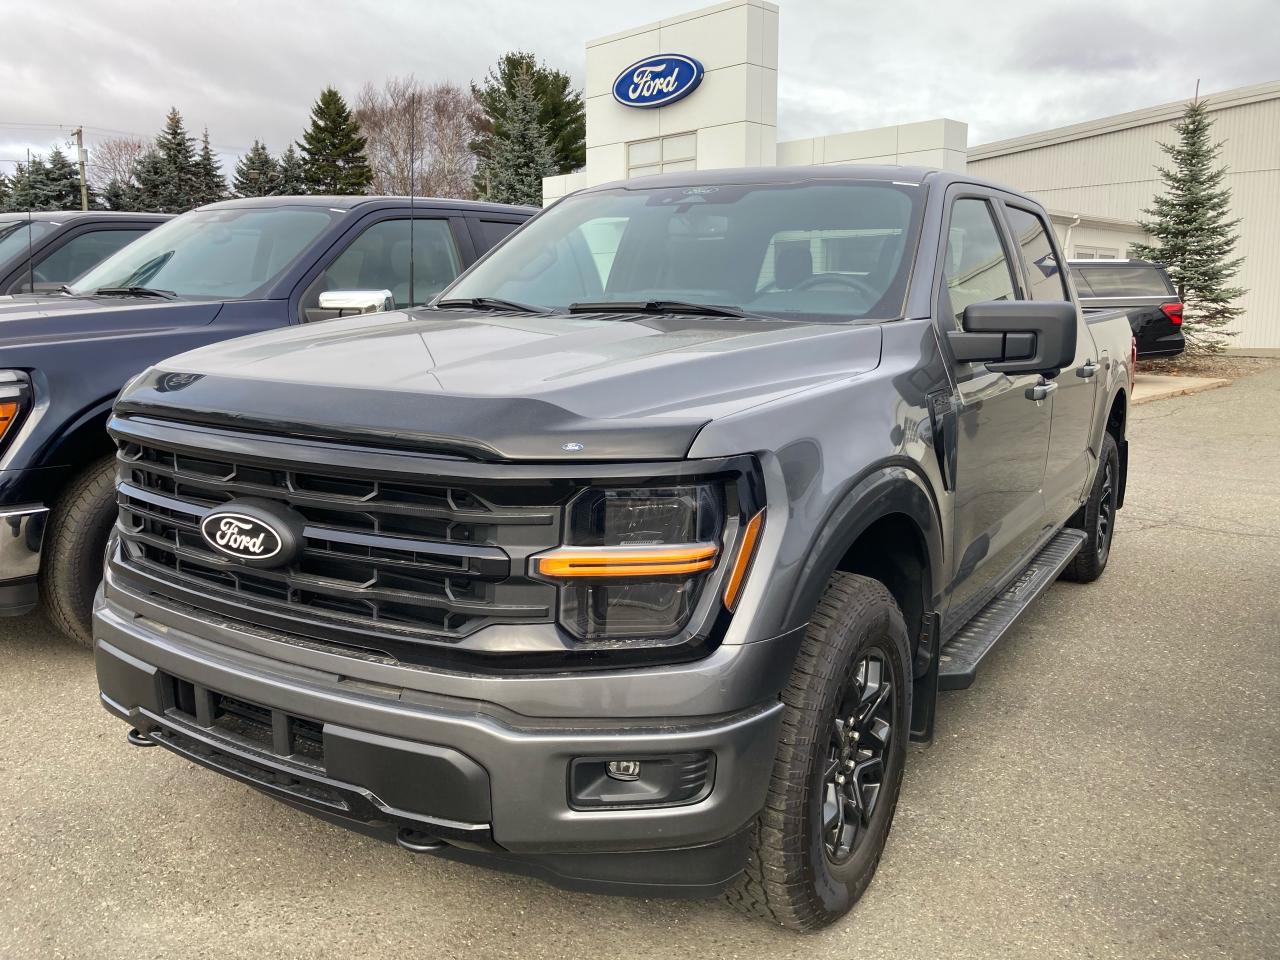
[544,0,1280,351]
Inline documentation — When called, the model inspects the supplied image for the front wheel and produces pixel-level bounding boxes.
[1062,432,1119,583]
[39,455,118,647]
[725,573,911,930]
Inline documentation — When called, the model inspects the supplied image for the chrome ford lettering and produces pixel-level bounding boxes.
[214,517,267,554]
[199,510,285,561]
[629,64,680,100]
[613,54,705,109]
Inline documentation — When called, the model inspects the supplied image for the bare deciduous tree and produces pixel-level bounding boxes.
[355,77,481,200]
[88,136,147,191]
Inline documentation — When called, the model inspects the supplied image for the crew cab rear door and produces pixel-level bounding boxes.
[936,190,1052,623]
[1002,203,1098,525]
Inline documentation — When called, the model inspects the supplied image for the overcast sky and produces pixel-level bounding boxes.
[0,0,1272,175]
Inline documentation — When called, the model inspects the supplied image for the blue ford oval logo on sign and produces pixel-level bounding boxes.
[613,54,705,109]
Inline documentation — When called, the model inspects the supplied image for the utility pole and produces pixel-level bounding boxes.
[72,127,89,210]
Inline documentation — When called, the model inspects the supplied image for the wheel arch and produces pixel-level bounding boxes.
[1105,386,1128,508]
[36,395,117,502]
[782,461,943,664]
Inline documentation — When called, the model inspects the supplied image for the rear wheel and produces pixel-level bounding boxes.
[39,455,117,647]
[1062,432,1119,583]
[725,573,911,930]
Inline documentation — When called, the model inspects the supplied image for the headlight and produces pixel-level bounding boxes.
[0,370,32,451]
[533,483,764,643]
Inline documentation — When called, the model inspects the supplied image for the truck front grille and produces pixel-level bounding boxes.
[112,436,567,659]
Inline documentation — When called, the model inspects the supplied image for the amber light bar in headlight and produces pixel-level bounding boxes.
[534,543,719,578]
[0,370,32,450]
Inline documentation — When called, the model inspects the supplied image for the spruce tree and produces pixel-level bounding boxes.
[472,51,585,184]
[476,67,555,206]
[1129,99,1246,354]
[193,129,227,206]
[298,87,372,194]
[275,144,307,195]
[0,172,8,210]
[130,149,175,213]
[102,178,131,211]
[154,107,200,211]
[45,147,90,210]
[5,157,55,211]
[234,140,279,197]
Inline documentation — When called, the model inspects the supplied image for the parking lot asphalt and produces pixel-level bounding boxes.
[2,368,1277,960]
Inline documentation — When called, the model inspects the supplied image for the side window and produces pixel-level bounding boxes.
[1005,206,1068,301]
[300,218,461,321]
[15,229,148,292]
[942,198,1018,327]
[476,220,520,252]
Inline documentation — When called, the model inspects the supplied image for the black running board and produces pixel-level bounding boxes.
[937,529,1087,691]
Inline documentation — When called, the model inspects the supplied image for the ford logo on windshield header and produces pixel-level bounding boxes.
[613,54,705,109]
[199,499,303,568]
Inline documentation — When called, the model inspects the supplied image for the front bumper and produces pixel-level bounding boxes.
[93,581,789,896]
[0,505,47,614]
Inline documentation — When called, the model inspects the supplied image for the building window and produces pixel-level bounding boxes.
[627,132,697,179]
[1073,245,1121,260]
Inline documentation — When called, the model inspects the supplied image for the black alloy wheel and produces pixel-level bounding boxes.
[822,650,894,864]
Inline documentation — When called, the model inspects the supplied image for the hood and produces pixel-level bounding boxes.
[0,294,223,350]
[118,308,883,461]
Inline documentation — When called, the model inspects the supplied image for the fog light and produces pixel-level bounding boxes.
[606,759,642,781]
[569,753,715,809]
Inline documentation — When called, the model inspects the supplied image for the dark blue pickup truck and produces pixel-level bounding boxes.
[0,210,170,294]
[0,194,534,641]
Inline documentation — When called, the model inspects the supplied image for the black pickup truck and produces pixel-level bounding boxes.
[94,167,1134,930]
[0,210,169,294]
[1070,258,1184,359]
[0,195,533,639]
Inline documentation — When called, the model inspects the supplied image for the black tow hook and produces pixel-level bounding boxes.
[126,727,158,747]
[396,828,446,853]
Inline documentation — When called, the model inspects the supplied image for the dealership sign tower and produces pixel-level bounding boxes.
[542,0,968,204]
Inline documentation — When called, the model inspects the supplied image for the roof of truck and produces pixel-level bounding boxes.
[578,164,1045,207]
[0,210,171,222]
[197,195,537,216]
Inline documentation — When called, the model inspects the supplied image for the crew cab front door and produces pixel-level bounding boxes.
[938,193,1052,625]
[1003,203,1099,525]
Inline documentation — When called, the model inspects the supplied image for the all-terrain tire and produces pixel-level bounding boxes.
[724,572,912,931]
[1062,432,1119,584]
[39,455,118,647]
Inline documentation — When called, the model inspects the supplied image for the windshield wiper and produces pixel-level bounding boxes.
[568,300,763,319]
[434,296,548,315]
[94,286,178,300]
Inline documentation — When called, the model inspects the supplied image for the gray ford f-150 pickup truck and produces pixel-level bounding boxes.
[94,166,1133,930]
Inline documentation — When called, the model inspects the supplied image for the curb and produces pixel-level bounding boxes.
[1132,378,1231,405]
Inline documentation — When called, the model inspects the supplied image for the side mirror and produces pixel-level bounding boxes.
[946,300,1077,377]
[317,289,394,317]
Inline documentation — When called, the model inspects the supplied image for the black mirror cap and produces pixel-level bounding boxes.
[958,300,1077,377]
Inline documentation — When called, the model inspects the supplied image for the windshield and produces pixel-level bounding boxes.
[0,219,60,270]
[68,206,339,299]
[442,180,924,320]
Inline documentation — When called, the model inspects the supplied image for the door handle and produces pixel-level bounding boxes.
[1076,360,1099,379]
[1025,379,1058,401]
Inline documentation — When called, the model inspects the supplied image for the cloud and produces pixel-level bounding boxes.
[0,0,1271,174]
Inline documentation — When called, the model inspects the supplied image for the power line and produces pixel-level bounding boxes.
[0,120,255,155]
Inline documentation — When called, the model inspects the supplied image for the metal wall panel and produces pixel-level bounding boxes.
[969,91,1280,348]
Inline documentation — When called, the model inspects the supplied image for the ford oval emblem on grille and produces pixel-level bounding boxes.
[199,499,304,568]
